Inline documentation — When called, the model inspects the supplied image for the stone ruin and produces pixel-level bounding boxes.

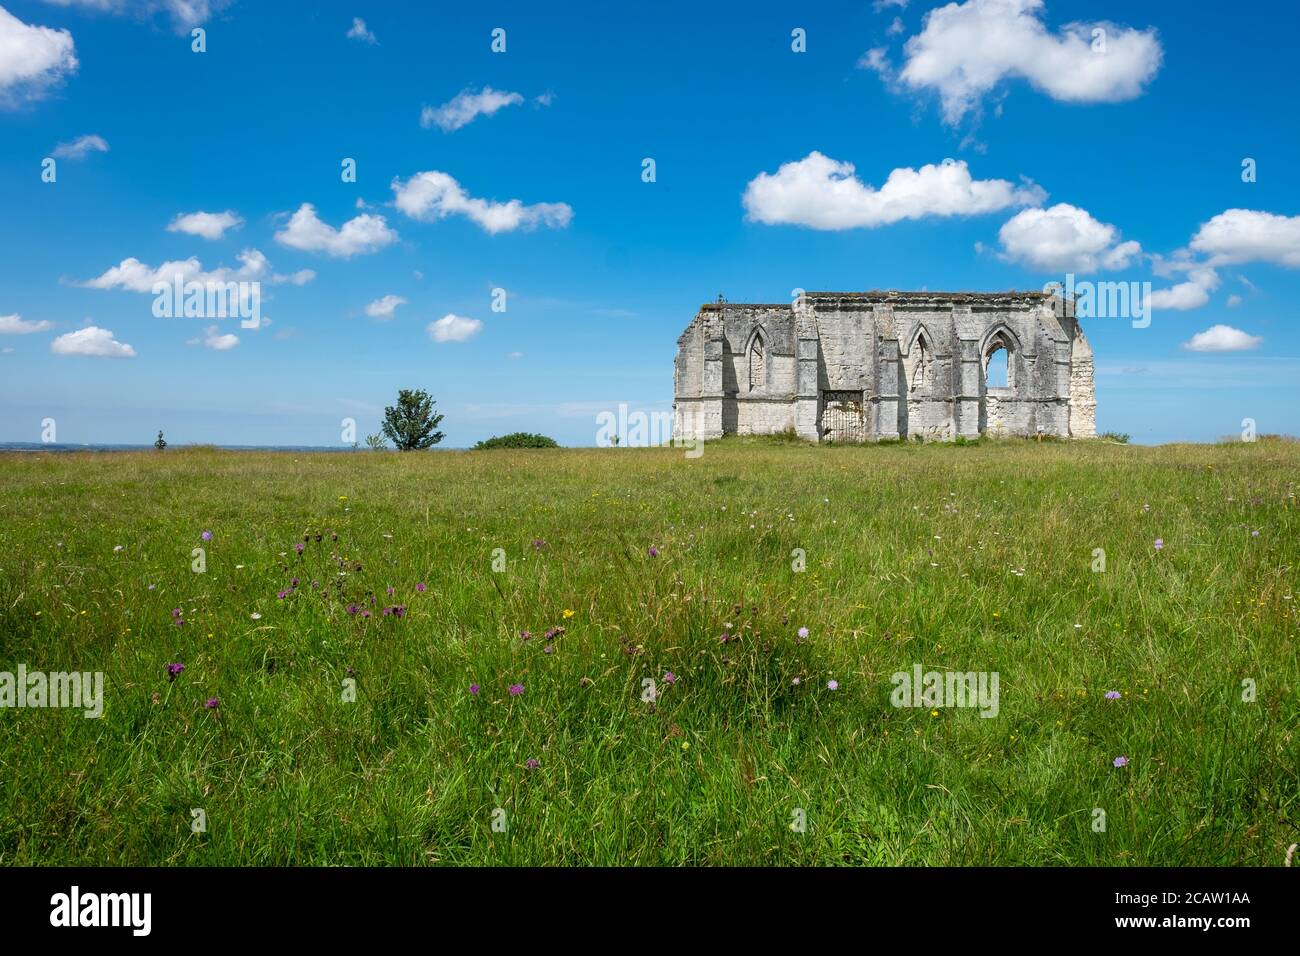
[672,290,1096,443]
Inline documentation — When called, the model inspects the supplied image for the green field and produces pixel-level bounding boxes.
[1,440,1296,865]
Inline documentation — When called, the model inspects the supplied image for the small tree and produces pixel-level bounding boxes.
[381,389,445,450]
[154,430,167,451]
[365,433,388,451]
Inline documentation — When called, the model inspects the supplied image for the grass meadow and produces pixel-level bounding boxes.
[0,439,1297,866]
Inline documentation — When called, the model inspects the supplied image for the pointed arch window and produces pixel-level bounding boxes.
[748,333,766,391]
[905,329,934,394]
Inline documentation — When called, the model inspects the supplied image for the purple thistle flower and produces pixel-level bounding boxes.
[416,582,427,593]
[204,697,220,710]
[1105,690,1121,700]
[1113,756,1129,768]
[663,672,677,684]
[166,662,185,681]
[277,590,288,600]
[827,680,839,691]
[519,630,532,641]
[346,603,359,615]
[392,605,406,618]
[508,683,525,696]
[469,683,480,695]
[294,542,305,554]
[647,546,659,557]
[171,608,182,618]
[797,627,810,639]
[532,539,546,550]
[543,645,555,655]
[719,632,730,644]
[290,577,299,587]
[525,758,540,769]
[386,585,395,596]
[201,530,212,541]
[1154,538,1164,551]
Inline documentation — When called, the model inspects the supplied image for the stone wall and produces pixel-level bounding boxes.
[672,291,1096,443]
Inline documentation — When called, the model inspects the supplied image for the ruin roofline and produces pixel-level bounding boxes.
[699,290,1060,310]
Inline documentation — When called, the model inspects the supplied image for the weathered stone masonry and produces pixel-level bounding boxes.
[673,291,1096,442]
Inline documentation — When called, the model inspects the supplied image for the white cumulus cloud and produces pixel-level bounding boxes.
[743,152,1044,230]
[420,86,523,131]
[274,203,398,258]
[890,0,1162,124]
[41,1,229,33]
[189,325,238,350]
[0,313,54,334]
[392,170,573,234]
[167,209,242,240]
[346,17,376,44]
[1183,324,1262,353]
[52,133,107,159]
[428,313,482,343]
[996,202,1140,273]
[365,294,406,319]
[1188,209,1300,268]
[50,325,135,358]
[82,248,313,292]
[0,7,78,106]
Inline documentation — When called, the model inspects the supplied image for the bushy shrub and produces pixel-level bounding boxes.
[474,432,560,449]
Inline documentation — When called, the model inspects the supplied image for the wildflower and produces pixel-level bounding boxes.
[1113,756,1129,768]
[346,604,360,615]
[277,590,288,599]
[113,545,123,552]
[204,697,220,710]
[416,582,427,593]
[525,758,540,769]
[827,680,839,691]
[294,543,305,554]
[663,672,677,685]
[250,612,262,620]
[647,546,659,557]
[1154,538,1164,551]
[469,683,480,696]
[166,663,185,681]
[338,496,348,502]
[797,627,809,639]
[201,530,212,541]
[508,683,525,696]
[562,609,574,619]
[148,584,156,590]
[792,677,801,685]
[290,577,299,587]
[386,586,395,596]
[520,630,532,641]
[1105,691,1121,700]
[682,742,690,750]
[543,645,554,655]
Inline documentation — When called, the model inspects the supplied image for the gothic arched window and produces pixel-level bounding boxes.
[748,335,765,391]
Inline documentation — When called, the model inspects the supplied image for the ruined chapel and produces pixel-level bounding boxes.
[672,290,1096,443]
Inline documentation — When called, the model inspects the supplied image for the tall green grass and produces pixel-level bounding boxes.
[0,440,1296,865]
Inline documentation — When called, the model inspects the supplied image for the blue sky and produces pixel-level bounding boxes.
[1,0,1297,446]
